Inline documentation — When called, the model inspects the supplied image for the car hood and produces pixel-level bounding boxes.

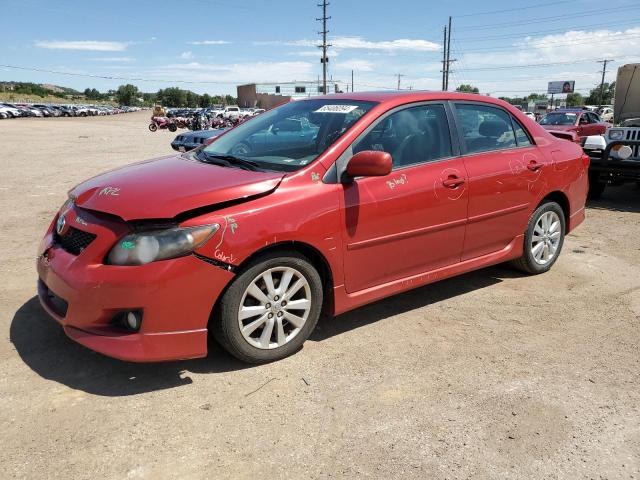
[70,154,285,221]
[541,124,576,132]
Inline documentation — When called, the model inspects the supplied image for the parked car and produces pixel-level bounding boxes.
[0,103,22,118]
[171,128,228,152]
[37,92,588,364]
[222,106,241,119]
[599,107,614,122]
[539,108,608,142]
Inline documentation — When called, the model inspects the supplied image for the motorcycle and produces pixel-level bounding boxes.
[174,117,191,129]
[149,116,177,132]
[190,113,210,131]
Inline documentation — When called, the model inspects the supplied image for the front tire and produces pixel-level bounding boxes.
[168,123,177,132]
[148,123,158,132]
[512,201,565,274]
[212,252,323,363]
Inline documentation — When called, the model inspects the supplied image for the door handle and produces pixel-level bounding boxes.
[442,176,465,188]
[527,161,542,171]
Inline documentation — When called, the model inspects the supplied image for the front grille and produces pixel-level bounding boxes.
[625,129,639,141]
[54,226,97,255]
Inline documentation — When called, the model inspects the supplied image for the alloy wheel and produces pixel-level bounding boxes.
[531,211,561,265]
[237,267,312,349]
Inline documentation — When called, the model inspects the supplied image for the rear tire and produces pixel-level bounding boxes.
[587,172,606,199]
[212,251,323,364]
[511,201,565,275]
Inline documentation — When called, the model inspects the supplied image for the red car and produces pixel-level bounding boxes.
[37,92,589,363]
[539,108,608,142]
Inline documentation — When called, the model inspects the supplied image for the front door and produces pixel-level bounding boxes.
[340,103,469,293]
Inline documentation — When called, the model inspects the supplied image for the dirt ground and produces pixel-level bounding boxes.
[0,111,638,479]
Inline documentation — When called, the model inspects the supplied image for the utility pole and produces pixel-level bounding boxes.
[317,1,331,95]
[445,16,452,91]
[396,73,405,90]
[351,69,354,92]
[597,59,614,107]
[441,26,447,90]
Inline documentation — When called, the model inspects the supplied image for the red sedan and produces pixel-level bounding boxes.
[37,92,589,363]
[539,108,608,142]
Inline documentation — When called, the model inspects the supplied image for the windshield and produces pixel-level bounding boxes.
[540,113,577,126]
[201,99,377,171]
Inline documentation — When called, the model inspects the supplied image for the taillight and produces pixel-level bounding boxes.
[582,154,590,168]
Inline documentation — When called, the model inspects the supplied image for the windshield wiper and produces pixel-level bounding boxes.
[199,152,263,171]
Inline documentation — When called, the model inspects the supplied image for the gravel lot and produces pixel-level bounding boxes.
[0,111,638,479]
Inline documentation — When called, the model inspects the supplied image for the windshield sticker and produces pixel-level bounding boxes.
[314,105,359,114]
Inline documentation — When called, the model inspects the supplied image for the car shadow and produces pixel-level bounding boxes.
[11,264,519,397]
[311,264,516,342]
[10,297,250,397]
[587,183,640,214]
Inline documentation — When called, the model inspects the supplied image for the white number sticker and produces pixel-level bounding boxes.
[314,105,359,114]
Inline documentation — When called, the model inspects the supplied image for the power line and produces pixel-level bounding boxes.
[454,0,575,18]
[457,33,640,53]
[458,18,640,43]
[0,64,267,85]
[456,3,640,30]
[456,58,618,72]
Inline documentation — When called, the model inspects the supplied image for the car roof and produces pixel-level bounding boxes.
[309,90,503,104]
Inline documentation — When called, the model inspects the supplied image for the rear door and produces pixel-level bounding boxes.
[452,102,549,260]
[340,102,469,293]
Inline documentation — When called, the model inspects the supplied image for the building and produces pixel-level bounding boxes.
[237,81,341,109]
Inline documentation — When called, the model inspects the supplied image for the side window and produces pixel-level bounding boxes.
[352,104,453,168]
[511,117,532,147]
[455,104,516,154]
[589,112,601,123]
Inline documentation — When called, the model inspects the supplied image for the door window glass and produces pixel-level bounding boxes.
[455,104,517,154]
[352,104,453,167]
[511,117,532,147]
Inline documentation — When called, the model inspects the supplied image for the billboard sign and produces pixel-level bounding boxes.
[548,80,575,94]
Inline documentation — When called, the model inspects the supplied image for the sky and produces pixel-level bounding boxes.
[2,0,640,98]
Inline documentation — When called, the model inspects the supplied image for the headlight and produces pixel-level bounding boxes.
[107,224,219,266]
[60,197,74,213]
[608,129,624,141]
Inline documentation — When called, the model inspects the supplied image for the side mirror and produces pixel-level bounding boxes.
[346,150,393,178]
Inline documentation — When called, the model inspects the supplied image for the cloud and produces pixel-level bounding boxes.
[151,61,314,84]
[451,26,640,95]
[88,57,133,62]
[180,51,194,59]
[35,40,128,51]
[334,59,374,71]
[265,36,440,52]
[188,40,230,45]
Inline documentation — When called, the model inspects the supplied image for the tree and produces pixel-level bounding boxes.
[115,84,140,106]
[565,92,584,107]
[199,93,212,107]
[456,84,479,94]
[585,81,616,105]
